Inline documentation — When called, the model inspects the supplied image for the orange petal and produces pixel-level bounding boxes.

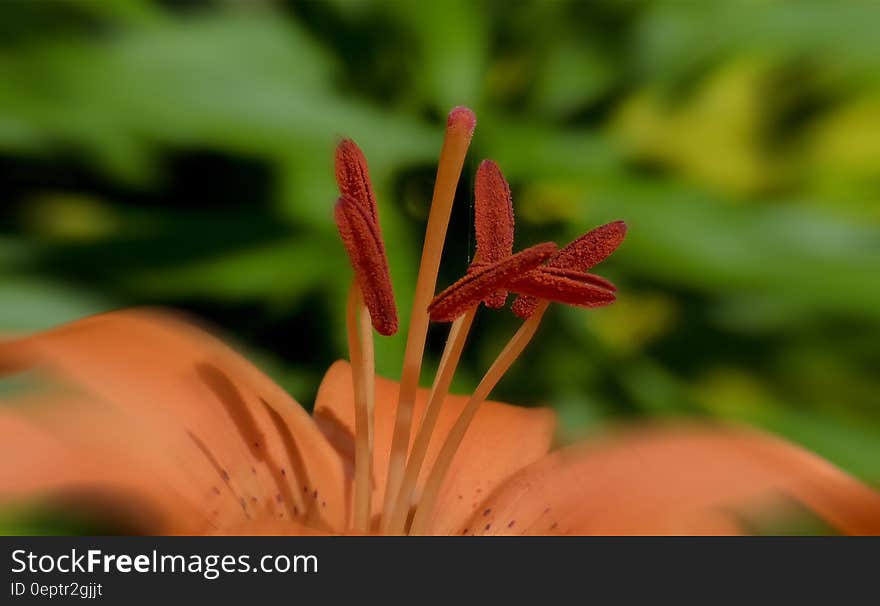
[211,520,338,536]
[459,425,880,535]
[313,361,556,533]
[0,310,350,533]
[473,160,515,308]
[0,401,224,534]
[428,242,557,322]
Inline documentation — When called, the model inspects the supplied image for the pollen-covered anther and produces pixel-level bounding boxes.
[334,195,398,335]
[540,266,617,291]
[471,160,515,309]
[335,139,377,223]
[512,221,627,319]
[549,220,627,271]
[428,242,557,323]
[509,267,616,319]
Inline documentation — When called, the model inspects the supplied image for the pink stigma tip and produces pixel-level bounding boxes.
[447,106,476,136]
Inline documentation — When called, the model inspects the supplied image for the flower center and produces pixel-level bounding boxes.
[334,107,625,534]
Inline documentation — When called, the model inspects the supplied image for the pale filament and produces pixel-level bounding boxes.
[346,284,375,532]
[385,306,477,534]
[408,300,550,535]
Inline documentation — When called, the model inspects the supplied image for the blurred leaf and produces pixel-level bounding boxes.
[635,2,880,87]
[583,178,880,323]
[747,407,880,485]
[387,0,488,111]
[0,278,112,332]
[126,236,341,302]
[533,38,613,118]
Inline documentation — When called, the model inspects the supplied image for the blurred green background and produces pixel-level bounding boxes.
[1,0,879,530]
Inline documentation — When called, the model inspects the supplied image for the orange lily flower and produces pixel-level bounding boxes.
[1,107,878,536]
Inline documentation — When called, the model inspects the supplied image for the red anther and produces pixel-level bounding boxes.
[549,221,627,272]
[512,221,626,318]
[472,160,515,309]
[509,267,616,319]
[511,295,539,320]
[429,243,557,323]
[335,139,378,224]
[539,267,617,292]
[334,195,398,336]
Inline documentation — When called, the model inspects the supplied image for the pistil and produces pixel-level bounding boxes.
[382,107,476,528]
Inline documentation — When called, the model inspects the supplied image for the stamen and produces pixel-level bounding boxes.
[551,220,628,271]
[408,300,551,535]
[473,160,514,308]
[334,195,398,336]
[509,268,616,319]
[335,139,378,223]
[382,107,476,527]
[428,243,557,323]
[384,307,477,535]
[512,221,627,319]
[539,267,617,291]
[345,285,375,532]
